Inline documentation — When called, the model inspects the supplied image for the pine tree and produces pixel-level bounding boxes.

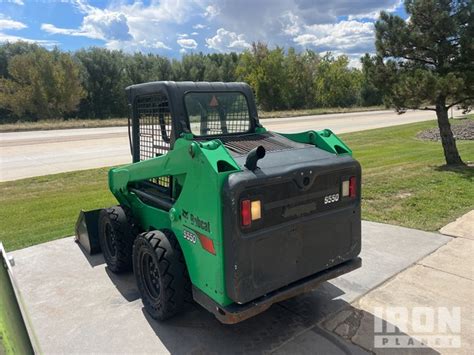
[374,0,473,165]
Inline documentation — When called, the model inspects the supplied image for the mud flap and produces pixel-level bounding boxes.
[74,209,102,255]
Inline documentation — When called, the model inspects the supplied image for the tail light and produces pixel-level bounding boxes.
[241,200,251,226]
[349,176,357,198]
[342,176,357,198]
[241,199,262,227]
[251,200,262,220]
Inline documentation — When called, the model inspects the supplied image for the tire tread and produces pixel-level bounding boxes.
[133,229,193,320]
[99,205,137,273]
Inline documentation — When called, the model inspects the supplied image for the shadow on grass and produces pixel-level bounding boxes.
[434,164,474,181]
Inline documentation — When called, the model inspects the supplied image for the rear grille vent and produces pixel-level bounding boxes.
[217,133,306,155]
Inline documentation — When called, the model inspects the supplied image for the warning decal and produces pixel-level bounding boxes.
[209,95,219,107]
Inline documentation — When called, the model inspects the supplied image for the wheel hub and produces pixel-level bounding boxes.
[141,252,161,300]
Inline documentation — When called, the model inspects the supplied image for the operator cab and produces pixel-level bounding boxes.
[126,81,261,163]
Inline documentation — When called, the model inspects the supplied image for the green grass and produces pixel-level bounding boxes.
[0,169,116,251]
[0,118,473,251]
[0,118,129,132]
[343,117,473,231]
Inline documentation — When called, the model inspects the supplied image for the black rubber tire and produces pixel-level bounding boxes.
[133,230,192,321]
[98,206,137,273]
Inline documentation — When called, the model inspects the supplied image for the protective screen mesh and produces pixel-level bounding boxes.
[185,92,251,136]
[135,94,172,160]
[135,94,171,190]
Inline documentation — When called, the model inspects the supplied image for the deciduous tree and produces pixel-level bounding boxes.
[74,48,128,118]
[237,43,289,110]
[0,46,84,120]
[313,54,362,108]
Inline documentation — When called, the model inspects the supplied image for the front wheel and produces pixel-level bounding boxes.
[133,230,191,321]
[98,206,136,273]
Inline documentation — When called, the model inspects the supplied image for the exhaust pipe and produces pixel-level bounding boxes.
[245,145,266,171]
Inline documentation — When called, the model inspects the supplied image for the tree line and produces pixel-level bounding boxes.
[0,41,381,121]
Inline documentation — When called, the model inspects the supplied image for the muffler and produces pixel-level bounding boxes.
[245,145,266,171]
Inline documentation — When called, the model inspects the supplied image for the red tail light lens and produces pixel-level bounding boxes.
[241,199,251,226]
[349,176,357,198]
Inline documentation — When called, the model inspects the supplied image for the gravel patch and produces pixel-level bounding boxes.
[417,119,474,141]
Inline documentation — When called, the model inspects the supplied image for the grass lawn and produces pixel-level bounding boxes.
[0,106,384,132]
[345,116,473,231]
[0,169,115,251]
[0,118,128,132]
[0,118,472,251]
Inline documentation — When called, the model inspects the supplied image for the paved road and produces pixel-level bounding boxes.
[0,109,463,182]
[10,221,451,354]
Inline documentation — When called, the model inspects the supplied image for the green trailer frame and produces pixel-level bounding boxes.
[0,243,39,354]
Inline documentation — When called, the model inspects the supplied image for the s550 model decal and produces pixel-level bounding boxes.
[183,229,197,244]
[324,193,340,205]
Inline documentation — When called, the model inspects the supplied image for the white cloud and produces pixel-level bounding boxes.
[293,20,374,53]
[42,10,131,41]
[348,0,402,20]
[0,18,27,31]
[11,0,25,5]
[177,38,198,49]
[39,0,208,51]
[291,20,375,67]
[206,28,250,52]
[205,0,402,54]
[348,57,363,68]
[0,15,56,47]
[106,39,170,51]
[347,12,379,20]
[41,23,87,37]
[0,32,58,47]
[280,12,300,36]
[81,11,131,40]
[33,0,403,59]
[204,5,219,19]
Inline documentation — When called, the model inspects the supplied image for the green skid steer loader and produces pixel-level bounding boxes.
[75,81,362,324]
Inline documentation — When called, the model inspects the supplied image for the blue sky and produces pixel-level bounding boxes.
[0,0,407,66]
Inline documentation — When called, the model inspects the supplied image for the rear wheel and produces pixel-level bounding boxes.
[133,230,191,321]
[98,206,137,273]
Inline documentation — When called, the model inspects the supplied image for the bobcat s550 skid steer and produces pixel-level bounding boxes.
[75,81,362,324]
